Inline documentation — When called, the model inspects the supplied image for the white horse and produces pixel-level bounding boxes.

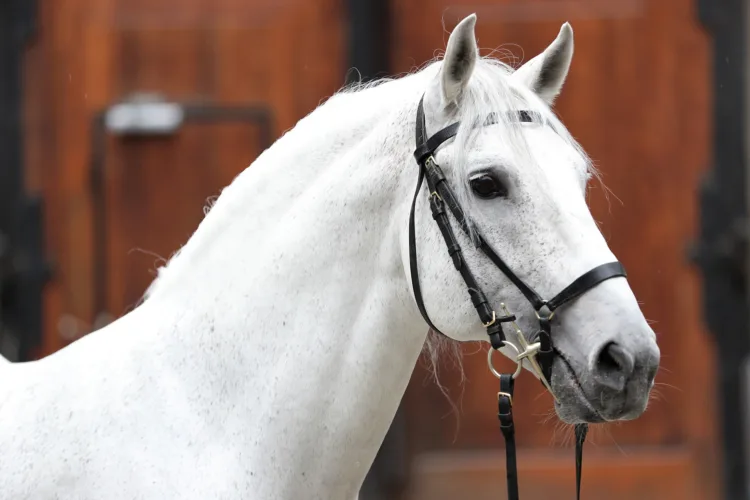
[0,15,659,500]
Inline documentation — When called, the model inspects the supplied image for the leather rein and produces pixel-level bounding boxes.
[408,95,627,499]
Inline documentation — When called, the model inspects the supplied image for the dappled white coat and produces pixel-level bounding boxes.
[0,15,658,500]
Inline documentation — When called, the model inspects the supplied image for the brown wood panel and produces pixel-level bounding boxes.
[393,0,719,498]
[23,0,345,350]
[406,446,698,500]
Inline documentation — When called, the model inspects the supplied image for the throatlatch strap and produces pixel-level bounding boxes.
[498,374,518,500]
[408,165,445,336]
[575,424,588,500]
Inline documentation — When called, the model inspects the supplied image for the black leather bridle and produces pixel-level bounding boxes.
[408,95,627,500]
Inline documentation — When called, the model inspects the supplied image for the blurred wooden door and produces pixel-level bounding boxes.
[24,0,345,352]
[391,1,720,499]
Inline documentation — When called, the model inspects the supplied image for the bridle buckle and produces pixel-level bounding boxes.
[482,310,496,327]
[497,391,513,407]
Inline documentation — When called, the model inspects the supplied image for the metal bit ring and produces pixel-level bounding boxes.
[487,342,524,379]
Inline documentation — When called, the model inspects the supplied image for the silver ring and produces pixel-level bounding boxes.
[487,342,523,379]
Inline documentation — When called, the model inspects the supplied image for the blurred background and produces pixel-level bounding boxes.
[0,0,745,498]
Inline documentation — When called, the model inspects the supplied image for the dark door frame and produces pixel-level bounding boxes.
[346,0,390,86]
[0,0,49,363]
[695,0,750,498]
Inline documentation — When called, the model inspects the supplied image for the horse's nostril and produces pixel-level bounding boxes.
[593,342,635,391]
[598,342,621,371]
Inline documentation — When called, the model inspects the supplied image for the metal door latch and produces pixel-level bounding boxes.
[105,93,184,136]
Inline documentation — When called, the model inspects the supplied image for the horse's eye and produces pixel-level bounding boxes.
[470,174,508,199]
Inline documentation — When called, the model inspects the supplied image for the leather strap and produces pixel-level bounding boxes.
[575,424,588,500]
[408,164,444,335]
[414,123,460,165]
[498,374,518,500]
[415,108,541,165]
[477,239,546,309]
[535,315,554,383]
[547,262,627,312]
[428,180,495,326]
[415,95,428,146]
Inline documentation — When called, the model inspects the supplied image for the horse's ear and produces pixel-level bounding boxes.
[432,14,478,107]
[512,23,574,105]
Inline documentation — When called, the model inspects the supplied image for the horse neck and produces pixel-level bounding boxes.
[136,83,429,498]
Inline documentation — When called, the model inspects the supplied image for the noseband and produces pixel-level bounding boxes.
[408,96,627,500]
